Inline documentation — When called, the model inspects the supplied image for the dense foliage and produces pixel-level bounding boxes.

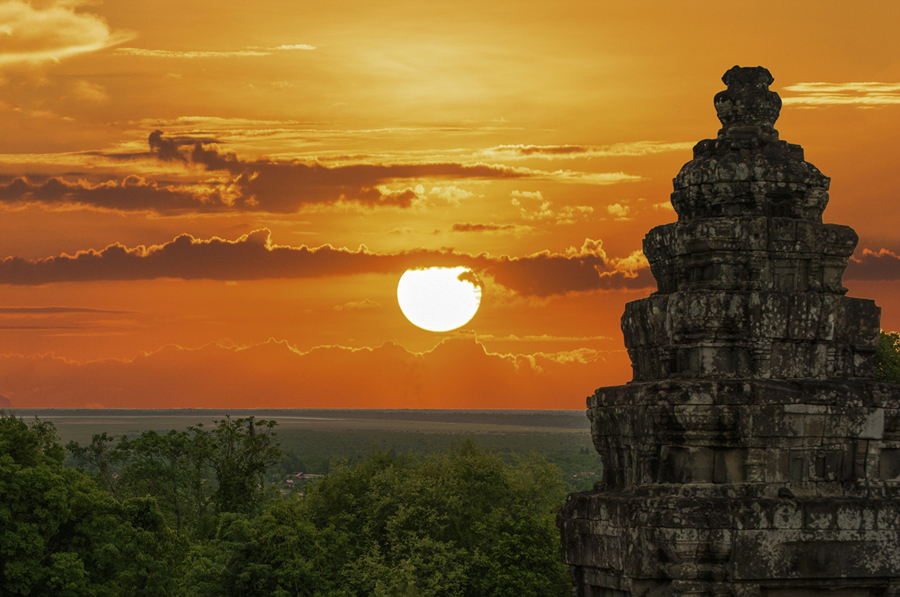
[64,416,282,536]
[875,330,900,384]
[271,429,602,493]
[0,414,182,596]
[1,412,572,596]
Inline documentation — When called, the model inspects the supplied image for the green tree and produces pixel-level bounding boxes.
[67,416,283,524]
[179,502,346,597]
[116,429,211,533]
[303,440,570,597]
[192,416,283,516]
[875,330,900,384]
[0,412,181,596]
[66,432,126,501]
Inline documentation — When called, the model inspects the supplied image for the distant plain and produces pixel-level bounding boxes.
[10,408,601,490]
[10,408,591,445]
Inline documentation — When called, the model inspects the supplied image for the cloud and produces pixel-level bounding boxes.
[71,80,108,103]
[462,333,610,343]
[0,229,654,297]
[451,222,531,234]
[0,306,130,314]
[0,132,536,214]
[565,238,608,259]
[149,131,529,212]
[481,141,694,160]
[846,248,900,280]
[143,132,640,187]
[0,337,617,409]
[609,250,649,274]
[165,134,636,208]
[9,133,638,215]
[0,174,242,213]
[510,190,593,225]
[333,299,380,311]
[781,82,900,108]
[607,203,630,220]
[485,238,652,297]
[429,185,473,205]
[530,170,639,184]
[115,44,315,59]
[510,190,543,201]
[0,0,134,66]
[652,201,675,212]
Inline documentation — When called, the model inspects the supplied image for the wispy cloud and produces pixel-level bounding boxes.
[532,169,640,184]
[116,44,315,59]
[333,299,380,311]
[462,333,610,343]
[451,222,533,234]
[248,44,316,51]
[0,0,134,66]
[782,82,900,107]
[481,141,694,160]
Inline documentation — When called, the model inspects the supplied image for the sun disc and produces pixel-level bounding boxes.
[397,267,482,332]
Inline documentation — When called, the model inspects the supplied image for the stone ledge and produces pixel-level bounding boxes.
[588,380,899,409]
[559,489,900,584]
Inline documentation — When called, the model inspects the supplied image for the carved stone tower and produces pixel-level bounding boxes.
[558,66,900,597]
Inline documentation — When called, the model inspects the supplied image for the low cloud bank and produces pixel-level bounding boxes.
[0,337,625,409]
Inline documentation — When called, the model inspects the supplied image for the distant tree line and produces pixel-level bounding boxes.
[271,429,602,494]
[0,413,571,596]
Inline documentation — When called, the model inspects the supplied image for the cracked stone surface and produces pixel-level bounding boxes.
[557,66,900,597]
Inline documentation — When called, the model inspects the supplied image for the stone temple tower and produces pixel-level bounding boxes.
[558,66,900,597]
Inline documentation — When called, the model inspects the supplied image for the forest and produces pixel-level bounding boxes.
[1,412,573,596]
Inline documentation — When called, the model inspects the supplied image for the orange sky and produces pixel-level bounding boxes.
[2,0,900,409]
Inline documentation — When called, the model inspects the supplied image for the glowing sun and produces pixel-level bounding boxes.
[397,266,482,332]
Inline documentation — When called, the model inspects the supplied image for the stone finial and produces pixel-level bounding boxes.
[714,65,781,135]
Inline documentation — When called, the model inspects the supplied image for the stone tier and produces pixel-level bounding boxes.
[671,137,830,222]
[558,487,900,597]
[622,292,879,382]
[644,217,857,295]
[587,380,900,490]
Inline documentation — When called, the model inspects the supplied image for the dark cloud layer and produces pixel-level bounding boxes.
[0,229,652,297]
[0,307,129,314]
[0,175,232,213]
[846,249,900,281]
[0,132,529,214]
[177,132,529,212]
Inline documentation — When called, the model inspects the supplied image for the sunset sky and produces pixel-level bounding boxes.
[2,0,900,409]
